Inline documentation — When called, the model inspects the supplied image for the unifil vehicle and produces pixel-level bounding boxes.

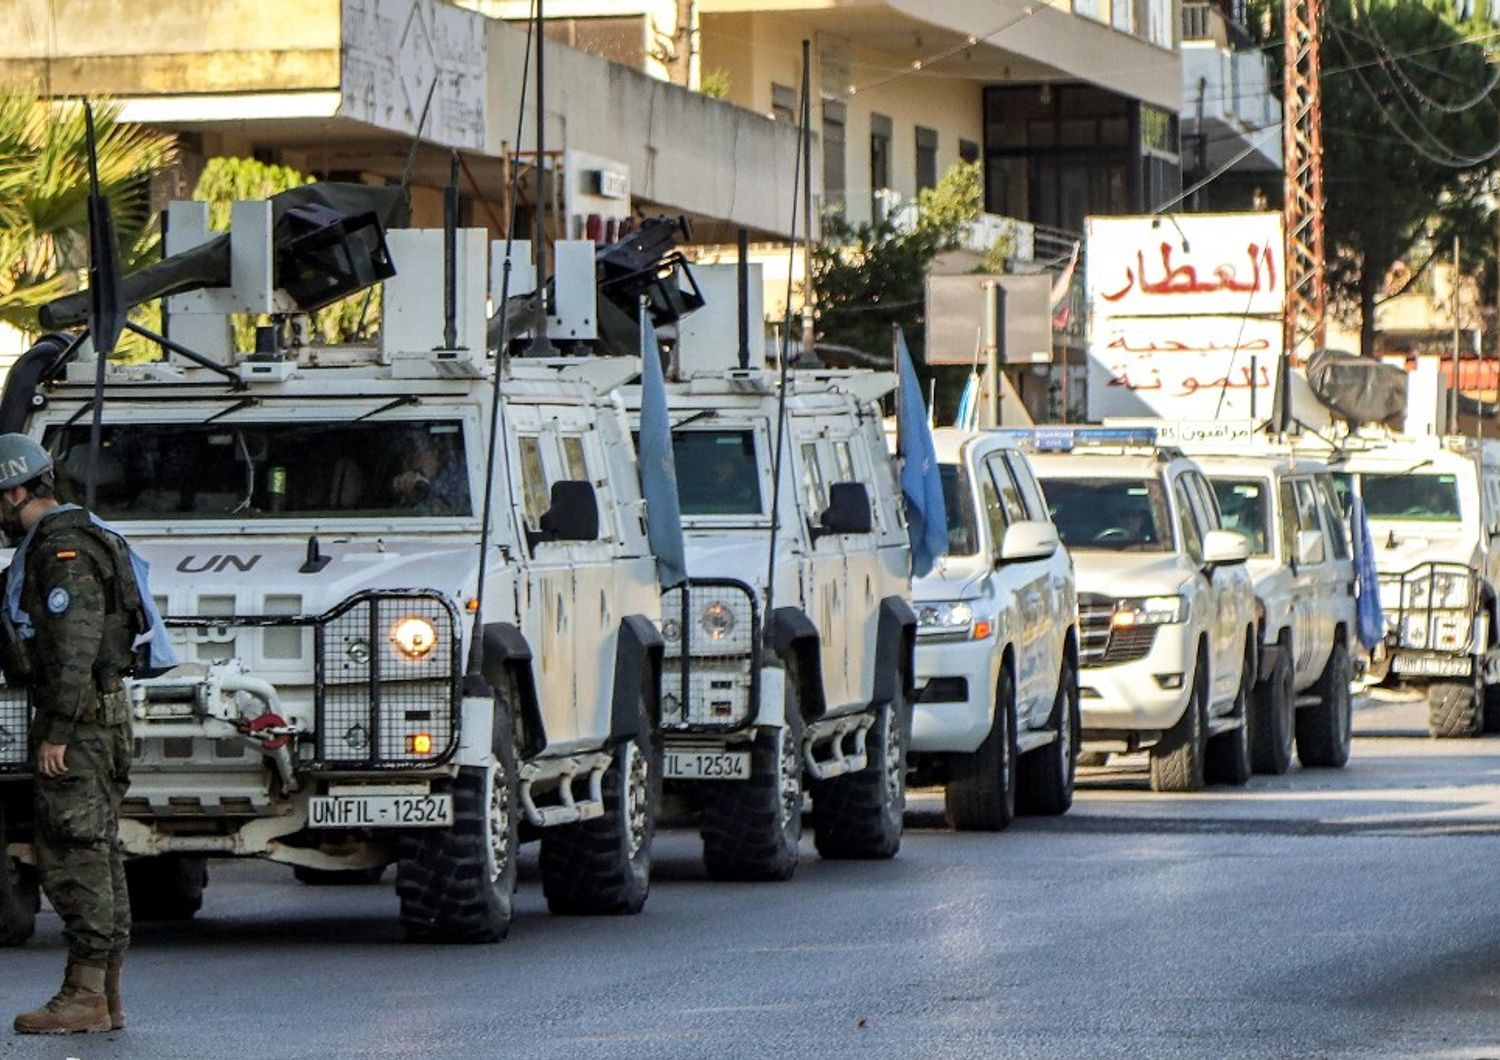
[908,429,1079,830]
[1017,428,1257,793]
[0,188,675,945]
[621,350,916,880]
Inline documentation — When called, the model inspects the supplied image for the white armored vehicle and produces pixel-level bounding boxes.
[622,366,917,879]
[0,189,672,945]
[909,429,1079,831]
[1014,428,1257,792]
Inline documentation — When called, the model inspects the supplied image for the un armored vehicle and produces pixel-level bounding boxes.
[908,429,1079,831]
[1014,428,1257,793]
[0,192,670,945]
[621,366,916,879]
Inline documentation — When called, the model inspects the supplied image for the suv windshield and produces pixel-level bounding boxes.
[940,463,980,557]
[672,429,762,516]
[1211,479,1271,555]
[1041,477,1172,552]
[1361,473,1461,522]
[43,420,472,519]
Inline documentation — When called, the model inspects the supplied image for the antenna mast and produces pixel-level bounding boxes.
[1279,0,1326,431]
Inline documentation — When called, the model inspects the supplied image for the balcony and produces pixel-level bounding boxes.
[1180,2,1280,173]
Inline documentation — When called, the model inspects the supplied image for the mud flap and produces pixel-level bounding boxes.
[870,597,917,707]
[766,607,827,723]
[610,615,665,745]
[477,623,547,758]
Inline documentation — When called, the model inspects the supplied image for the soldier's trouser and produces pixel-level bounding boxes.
[34,721,131,965]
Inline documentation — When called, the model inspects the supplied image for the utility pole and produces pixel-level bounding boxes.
[1280,0,1325,431]
[1453,234,1462,434]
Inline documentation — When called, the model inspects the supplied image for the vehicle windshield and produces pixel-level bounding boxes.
[1041,477,1172,552]
[1360,473,1461,522]
[940,463,980,557]
[672,429,762,516]
[42,420,473,519]
[1210,479,1271,555]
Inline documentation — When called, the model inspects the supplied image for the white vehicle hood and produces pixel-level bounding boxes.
[1368,522,1478,575]
[682,532,794,592]
[912,554,989,603]
[1069,550,1192,600]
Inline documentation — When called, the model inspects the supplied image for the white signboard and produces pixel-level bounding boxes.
[341,0,487,151]
[1086,212,1285,420]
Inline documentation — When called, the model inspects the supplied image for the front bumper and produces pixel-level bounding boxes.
[1078,624,1193,733]
[911,634,997,754]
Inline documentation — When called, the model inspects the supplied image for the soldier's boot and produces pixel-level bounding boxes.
[13,961,112,1035]
[105,957,124,1030]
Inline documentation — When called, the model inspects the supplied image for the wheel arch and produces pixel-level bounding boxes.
[477,622,547,758]
[610,614,665,744]
[870,596,918,706]
[767,606,828,722]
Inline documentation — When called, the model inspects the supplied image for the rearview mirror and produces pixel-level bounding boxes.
[1202,528,1249,567]
[998,520,1059,564]
[812,482,873,540]
[537,480,600,543]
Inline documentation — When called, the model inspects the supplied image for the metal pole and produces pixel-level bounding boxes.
[1453,234,1462,434]
[737,227,750,369]
[800,39,815,362]
[529,0,555,354]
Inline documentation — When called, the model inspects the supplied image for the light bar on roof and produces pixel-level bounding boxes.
[991,427,1158,453]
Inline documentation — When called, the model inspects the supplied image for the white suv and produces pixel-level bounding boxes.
[1020,429,1257,792]
[909,429,1079,830]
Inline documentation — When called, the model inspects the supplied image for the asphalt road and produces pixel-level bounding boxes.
[2,698,1499,1060]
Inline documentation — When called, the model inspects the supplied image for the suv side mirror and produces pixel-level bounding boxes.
[1202,528,1250,567]
[1295,528,1324,566]
[812,482,873,540]
[536,480,600,544]
[997,520,1059,564]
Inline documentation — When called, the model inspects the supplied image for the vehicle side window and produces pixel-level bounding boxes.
[1188,473,1222,531]
[799,442,826,516]
[561,435,589,482]
[987,457,1028,525]
[1279,480,1301,559]
[1293,479,1327,565]
[517,435,551,531]
[1316,477,1350,561]
[1172,478,1204,564]
[979,469,1010,550]
[833,439,856,483]
[1005,452,1049,521]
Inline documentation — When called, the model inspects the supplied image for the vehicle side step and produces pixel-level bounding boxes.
[803,714,872,781]
[518,752,612,827]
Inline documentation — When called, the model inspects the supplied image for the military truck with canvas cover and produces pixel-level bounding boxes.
[0,196,668,947]
[1016,428,1257,793]
[621,369,917,880]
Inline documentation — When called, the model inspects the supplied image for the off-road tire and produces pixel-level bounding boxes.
[1206,641,1254,786]
[944,666,1019,831]
[294,866,386,886]
[0,805,38,946]
[1297,639,1355,764]
[1150,654,1207,793]
[1427,669,1483,739]
[1017,655,1080,817]
[396,697,520,944]
[701,665,805,882]
[812,690,910,860]
[1483,680,1500,734]
[126,856,208,922]
[1250,639,1295,775]
[540,671,661,914]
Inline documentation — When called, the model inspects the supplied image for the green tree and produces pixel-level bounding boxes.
[0,89,173,332]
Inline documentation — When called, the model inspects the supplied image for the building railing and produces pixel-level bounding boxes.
[1182,1,1253,47]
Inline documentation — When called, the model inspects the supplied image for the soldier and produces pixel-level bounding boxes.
[0,435,144,1035]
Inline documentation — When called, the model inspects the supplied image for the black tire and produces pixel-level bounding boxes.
[1206,641,1254,786]
[396,697,519,944]
[1483,680,1500,734]
[1150,654,1207,793]
[1428,678,1482,739]
[294,865,387,886]
[0,804,38,946]
[943,666,1018,831]
[701,666,804,882]
[813,689,909,860]
[1017,655,1079,816]
[1250,639,1295,775]
[540,671,661,915]
[126,856,208,922]
[1298,639,1355,764]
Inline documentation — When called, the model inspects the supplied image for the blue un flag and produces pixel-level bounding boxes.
[895,327,948,577]
[639,318,688,589]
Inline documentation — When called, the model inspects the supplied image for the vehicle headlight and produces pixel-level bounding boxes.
[1112,596,1187,627]
[917,601,993,640]
[661,617,682,643]
[390,616,438,661]
[701,601,737,641]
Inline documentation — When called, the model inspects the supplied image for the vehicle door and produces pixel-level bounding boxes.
[842,420,908,707]
[1314,473,1356,645]
[985,451,1052,724]
[1291,477,1334,684]
[790,424,852,710]
[1172,472,1228,704]
[1277,477,1319,685]
[1006,449,1073,712]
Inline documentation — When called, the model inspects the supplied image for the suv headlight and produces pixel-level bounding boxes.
[1112,596,1187,627]
[917,601,993,640]
[390,615,439,660]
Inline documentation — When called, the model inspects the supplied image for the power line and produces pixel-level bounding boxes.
[1347,0,1499,114]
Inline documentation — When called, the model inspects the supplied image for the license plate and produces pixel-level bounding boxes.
[664,749,751,781]
[308,794,453,829]
[1392,654,1472,678]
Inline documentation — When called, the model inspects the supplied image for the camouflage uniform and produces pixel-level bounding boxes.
[22,507,135,967]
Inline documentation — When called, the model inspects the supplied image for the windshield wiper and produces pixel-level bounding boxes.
[356,395,421,422]
[671,410,716,430]
[202,397,259,424]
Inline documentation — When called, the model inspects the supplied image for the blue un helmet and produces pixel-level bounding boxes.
[0,435,52,491]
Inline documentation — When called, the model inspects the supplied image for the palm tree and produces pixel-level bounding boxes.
[0,88,174,333]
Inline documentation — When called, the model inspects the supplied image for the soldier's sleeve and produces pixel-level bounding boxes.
[28,545,107,746]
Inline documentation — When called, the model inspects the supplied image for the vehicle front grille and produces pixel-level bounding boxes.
[660,579,759,730]
[1078,593,1159,668]
[0,683,28,771]
[1379,562,1475,653]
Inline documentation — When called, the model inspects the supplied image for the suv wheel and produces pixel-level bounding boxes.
[126,856,208,922]
[1483,679,1500,734]
[1250,639,1295,774]
[813,687,910,860]
[1017,656,1079,816]
[541,670,661,914]
[0,804,38,946]
[944,666,1019,831]
[701,664,805,881]
[1150,655,1207,793]
[1206,641,1254,786]
[1427,669,1483,740]
[1298,639,1354,764]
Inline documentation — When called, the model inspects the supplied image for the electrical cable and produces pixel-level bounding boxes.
[1349,0,1500,114]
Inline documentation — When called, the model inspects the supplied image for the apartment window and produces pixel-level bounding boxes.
[771,83,797,124]
[959,138,980,164]
[870,113,892,219]
[915,126,938,191]
[823,99,847,214]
